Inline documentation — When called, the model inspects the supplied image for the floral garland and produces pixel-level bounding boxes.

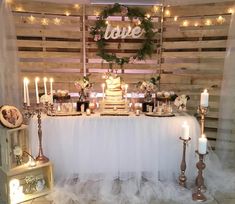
[90,3,156,67]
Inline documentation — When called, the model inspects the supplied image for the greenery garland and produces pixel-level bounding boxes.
[90,3,156,67]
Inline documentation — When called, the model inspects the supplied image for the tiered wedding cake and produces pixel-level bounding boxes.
[101,75,127,112]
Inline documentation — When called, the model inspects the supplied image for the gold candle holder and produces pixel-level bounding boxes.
[197,105,209,135]
[192,150,208,202]
[179,137,191,187]
[35,104,49,163]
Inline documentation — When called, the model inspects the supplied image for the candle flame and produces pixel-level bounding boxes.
[49,78,54,82]
[35,77,40,82]
[43,77,48,82]
[201,134,206,138]
[101,83,105,88]
[203,89,208,93]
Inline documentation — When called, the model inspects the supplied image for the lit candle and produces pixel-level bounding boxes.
[50,78,53,102]
[43,77,48,96]
[35,77,40,104]
[182,121,189,140]
[198,134,207,154]
[200,89,209,107]
[23,77,27,104]
[136,109,140,116]
[102,83,105,100]
[86,108,91,116]
[25,79,30,106]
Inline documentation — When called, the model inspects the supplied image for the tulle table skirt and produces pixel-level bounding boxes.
[29,113,200,182]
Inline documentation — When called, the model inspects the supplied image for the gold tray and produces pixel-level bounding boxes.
[100,112,129,116]
[145,112,175,117]
[47,112,82,117]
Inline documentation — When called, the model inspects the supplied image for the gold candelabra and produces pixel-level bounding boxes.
[179,137,191,187]
[197,105,209,135]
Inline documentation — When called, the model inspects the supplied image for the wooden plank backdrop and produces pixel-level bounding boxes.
[10,0,234,147]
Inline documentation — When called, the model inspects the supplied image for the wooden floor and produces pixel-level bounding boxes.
[21,192,235,204]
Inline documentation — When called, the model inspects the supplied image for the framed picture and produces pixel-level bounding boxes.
[0,105,23,128]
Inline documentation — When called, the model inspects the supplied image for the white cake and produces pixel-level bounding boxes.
[105,76,123,102]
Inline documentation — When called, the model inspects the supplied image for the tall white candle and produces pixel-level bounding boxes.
[102,83,105,100]
[23,77,27,103]
[25,79,30,106]
[35,77,40,104]
[182,121,189,140]
[198,134,207,154]
[43,77,48,96]
[50,78,53,103]
[200,89,209,107]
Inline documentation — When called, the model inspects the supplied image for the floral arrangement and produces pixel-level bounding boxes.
[24,175,45,194]
[174,94,190,110]
[137,76,160,92]
[75,76,92,101]
[90,3,156,67]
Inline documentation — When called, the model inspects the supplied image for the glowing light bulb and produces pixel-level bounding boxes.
[153,6,159,12]
[65,10,71,16]
[216,16,225,24]
[41,18,49,25]
[194,22,199,27]
[54,17,61,25]
[174,16,178,21]
[182,20,189,27]
[228,8,234,14]
[28,15,35,23]
[205,19,212,26]
[105,20,109,25]
[146,14,150,18]
[74,4,80,9]
[164,9,170,17]
[15,6,24,12]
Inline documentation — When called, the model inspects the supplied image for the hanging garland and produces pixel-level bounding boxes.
[90,3,156,67]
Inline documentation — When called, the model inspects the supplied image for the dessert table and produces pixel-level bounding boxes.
[29,112,200,182]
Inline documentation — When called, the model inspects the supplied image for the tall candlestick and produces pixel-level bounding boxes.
[43,77,48,96]
[35,77,40,104]
[198,134,207,154]
[25,79,30,106]
[125,84,128,102]
[50,78,53,103]
[182,121,189,140]
[102,83,105,100]
[200,89,209,107]
[23,77,27,103]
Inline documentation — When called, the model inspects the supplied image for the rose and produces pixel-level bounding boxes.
[94,34,101,41]
[120,6,128,16]
[13,146,23,156]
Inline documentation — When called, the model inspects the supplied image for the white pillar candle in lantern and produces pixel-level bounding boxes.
[35,77,40,104]
[200,89,209,107]
[182,121,189,140]
[198,134,207,154]
[102,83,105,100]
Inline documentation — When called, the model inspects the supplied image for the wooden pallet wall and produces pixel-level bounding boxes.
[10,0,234,146]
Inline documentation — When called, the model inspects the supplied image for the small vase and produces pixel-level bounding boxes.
[144,91,152,102]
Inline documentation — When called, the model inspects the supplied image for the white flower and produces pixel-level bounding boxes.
[13,146,23,156]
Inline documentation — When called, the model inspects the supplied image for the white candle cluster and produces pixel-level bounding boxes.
[181,121,189,140]
[23,77,54,105]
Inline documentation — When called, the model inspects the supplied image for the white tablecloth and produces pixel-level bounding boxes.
[29,113,200,181]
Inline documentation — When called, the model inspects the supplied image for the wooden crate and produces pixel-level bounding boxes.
[0,125,29,172]
[0,162,54,204]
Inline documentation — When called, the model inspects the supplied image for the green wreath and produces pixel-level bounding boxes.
[90,3,156,67]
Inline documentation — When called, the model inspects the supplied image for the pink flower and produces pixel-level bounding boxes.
[120,6,128,16]
[129,56,136,64]
[94,34,101,41]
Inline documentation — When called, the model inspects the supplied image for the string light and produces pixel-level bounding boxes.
[146,14,151,18]
[105,20,109,25]
[153,5,159,12]
[205,19,212,26]
[15,6,24,12]
[228,8,234,14]
[53,17,61,25]
[6,0,13,4]
[182,20,189,27]
[194,22,199,27]
[174,16,178,21]
[95,11,100,16]
[74,4,80,9]
[216,16,225,24]
[65,10,71,16]
[164,9,171,17]
[28,15,35,24]
[41,18,49,25]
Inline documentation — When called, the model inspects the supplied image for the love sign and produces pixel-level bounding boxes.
[104,25,144,39]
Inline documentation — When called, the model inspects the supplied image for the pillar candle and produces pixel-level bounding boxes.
[25,79,30,106]
[125,84,128,101]
[102,83,105,100]
[198,134,207,154]
[50,78,53,102]
[86,108,91,116]
[23,78,27,103]
[182,121,189,140]
[35,77,40,104]
[200,89,209,107]
[43,77,48,96]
